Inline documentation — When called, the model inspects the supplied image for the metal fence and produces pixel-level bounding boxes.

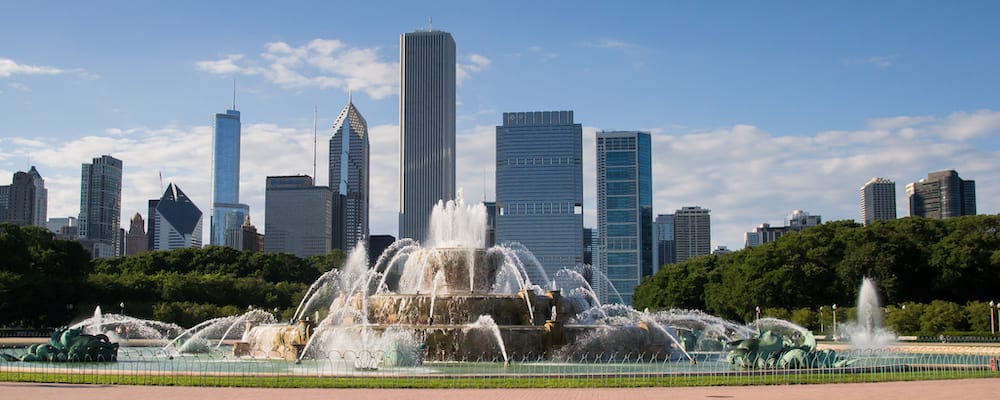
[2,346,999,388]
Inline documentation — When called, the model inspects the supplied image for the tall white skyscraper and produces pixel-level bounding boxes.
[398,29,456,243]
[861,177,897,225]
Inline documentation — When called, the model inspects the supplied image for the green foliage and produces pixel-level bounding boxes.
[0,224,91,327]
[635,215,1000,324]
[1,231,344,328]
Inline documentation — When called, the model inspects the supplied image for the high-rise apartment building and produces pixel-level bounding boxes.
[125,213,148,255]
[906,170,976,219]
[861,177,896,225]
[79,155,122,258]
[329,96,369,251]
[496,111,583,285]
[596,131,652,305]
[210,108,250,248]
[653,214,676,272]
[264,175,332,258]
[673,206,710,263]
[1,166,47,227]
[398,29,456,243]
[152,183,203,250]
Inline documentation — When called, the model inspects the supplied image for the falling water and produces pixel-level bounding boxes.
[464,315,509,365]
[428,270,445,324]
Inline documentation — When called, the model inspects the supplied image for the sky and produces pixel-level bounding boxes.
[2,1,999,250]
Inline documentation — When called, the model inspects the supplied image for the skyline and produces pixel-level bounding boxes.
[2,1,1000,250]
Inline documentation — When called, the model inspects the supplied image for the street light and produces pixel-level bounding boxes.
[755,306,761,331]
[832,304,838,341]
[819,306,825,334]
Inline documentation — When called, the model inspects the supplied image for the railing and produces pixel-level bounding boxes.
[1,346,998,388]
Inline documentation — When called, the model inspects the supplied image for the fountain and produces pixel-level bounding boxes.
[235,192,697,368]
[70,306,184,342]
[841,277,896,349]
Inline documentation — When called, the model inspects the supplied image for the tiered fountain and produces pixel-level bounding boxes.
[234,193,704,367]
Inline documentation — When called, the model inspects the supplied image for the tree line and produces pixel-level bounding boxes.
[0,223,345,328]
[634,215,1000,334]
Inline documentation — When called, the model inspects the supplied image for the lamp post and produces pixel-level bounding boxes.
[755,306,761,331]
[819,306,825,334]
[991,301,996,336]
[832,304,838,341]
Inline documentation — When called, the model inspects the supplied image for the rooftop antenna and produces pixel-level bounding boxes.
[312,105,318,184]
[158,171,163,193]
[429,16,433,31]
[232,79,237,110]
[482,168,486,202]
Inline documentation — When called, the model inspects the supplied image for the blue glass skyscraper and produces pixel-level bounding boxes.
[211,108,249,247]
[329,96,369,251]
[495,111,583,286]
[596,131,652,305]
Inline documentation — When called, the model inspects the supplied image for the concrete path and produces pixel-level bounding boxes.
[2,379,999,400]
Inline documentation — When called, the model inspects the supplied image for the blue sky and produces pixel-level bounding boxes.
[2,1,999,250]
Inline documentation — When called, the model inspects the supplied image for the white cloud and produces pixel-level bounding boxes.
[5,109,1000,253]
[457,54,492,85]
[196,39,398,99]
[935,109,1000,141]
[0,58,64,77]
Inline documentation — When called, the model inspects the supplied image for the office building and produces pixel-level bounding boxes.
[46,216,78,239]
[152,183,203,250]
[583,227,595,267]
[329,96,370,251]
[79,155,123,258]
[906,170,976,219]
[398,29,456,243]
[483,202,496,248]
[653,214,676,272]
[860,177,896,225]
[1,166,47,227]
[210,108,250,248]
[125,213,148,255]
[674,206,710,263]
[496,111,584,285]
[227,215,263,253]
[744,210,821,248]
[264,175,332,258]
[596,130,652,305]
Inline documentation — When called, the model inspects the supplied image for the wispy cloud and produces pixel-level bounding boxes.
[587,39,635,49]
[0,58,65,77]
[844,55,897,69]
[457,53,492,85]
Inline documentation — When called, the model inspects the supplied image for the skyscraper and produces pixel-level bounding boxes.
[495,111,584,285]
[210,108,250,248]
[861,177,897,225]
[125,213,148,255]
[263,175,332,258]
[596,131,652,305]
[398,29,456,243]
[152,183,203,250]
[653,214,676,272]
[673,206,711,263]
[906,170,976,219]
[1,166,47,227]
[79,155,122,258]
[329,95,370,251]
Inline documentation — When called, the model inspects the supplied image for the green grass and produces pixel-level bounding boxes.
[1,369,997,388]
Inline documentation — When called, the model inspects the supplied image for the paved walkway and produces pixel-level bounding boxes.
[2,379,999,400]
